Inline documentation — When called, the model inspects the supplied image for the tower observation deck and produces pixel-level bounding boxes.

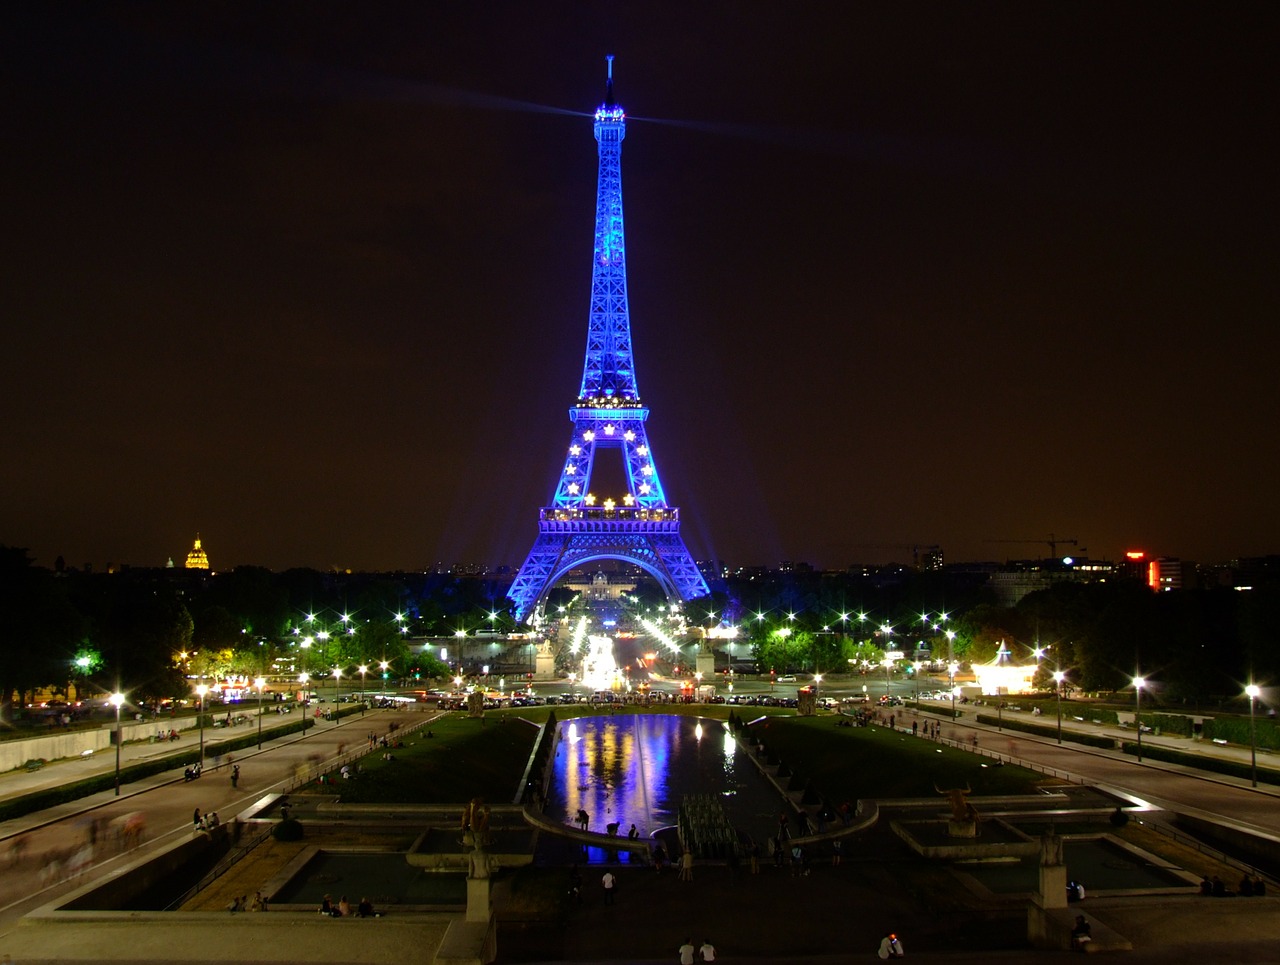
[507,58,711,623]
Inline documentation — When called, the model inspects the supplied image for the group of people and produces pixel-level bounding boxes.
[1200,873,1267,897]
[193,808,220,831]
[677,937,715,963]
[318,894,379,917]
[226,891,267,913]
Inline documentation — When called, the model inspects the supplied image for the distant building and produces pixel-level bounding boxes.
[562,570,635,602]
[184,535,210,570]
[1147,557,1197,592]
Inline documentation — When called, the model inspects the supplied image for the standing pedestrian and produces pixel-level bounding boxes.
[601,869,616,904]
[231,764,240,788]
[832,837,843,867]
[680,849,694,882]
[576,808,590,831]
[193,808,201,829]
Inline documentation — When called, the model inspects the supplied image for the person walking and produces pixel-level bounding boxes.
[678,938,696,965]
[601,869,616,905]
[576,808,589,831]
[231,764,240,788]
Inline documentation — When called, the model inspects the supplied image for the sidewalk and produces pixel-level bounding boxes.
[0,708,307,808]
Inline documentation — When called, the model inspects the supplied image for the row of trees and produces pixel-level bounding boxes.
[3,543,1276,718]
[0,547,510,719]
[723,566,1280,703]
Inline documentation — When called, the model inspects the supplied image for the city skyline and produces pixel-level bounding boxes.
[4,5,1277,574]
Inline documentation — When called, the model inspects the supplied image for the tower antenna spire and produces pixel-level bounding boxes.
[605,54,615,106]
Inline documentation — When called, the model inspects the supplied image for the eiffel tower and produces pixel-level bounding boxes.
[508,58,710,623]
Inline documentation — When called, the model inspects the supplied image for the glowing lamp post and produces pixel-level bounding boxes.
[358,664,368,714]
[814,673,823,701]
[1133,675,1146,762]
[299,673,310,734]
[255,677,266,750]
[948,662,959,719]
[195,684,209,767]
[110,691,126,795]
[332,668,342,722]
[1246,683,1261,788]
[881,625,893,696]
[1052,670,1066,745]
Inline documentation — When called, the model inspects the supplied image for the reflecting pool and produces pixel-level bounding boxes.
[549,714,782,853]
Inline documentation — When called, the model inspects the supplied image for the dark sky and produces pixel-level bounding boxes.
[3,3,1277,573]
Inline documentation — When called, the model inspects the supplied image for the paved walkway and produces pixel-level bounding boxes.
[0,706,441,934]
[897,704,1280,843]
[2,700,1280,964]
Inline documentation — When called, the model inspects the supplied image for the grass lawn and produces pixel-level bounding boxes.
[302,712,541,804]
[744,715,1051,802]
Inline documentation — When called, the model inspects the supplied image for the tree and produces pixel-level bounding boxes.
[0,545,83,719]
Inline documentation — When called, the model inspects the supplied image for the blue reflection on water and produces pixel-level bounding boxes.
[550,714,779,848]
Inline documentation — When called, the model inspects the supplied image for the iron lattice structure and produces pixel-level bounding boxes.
[508,60,710,623]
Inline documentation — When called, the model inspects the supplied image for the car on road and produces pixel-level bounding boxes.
[878,694,904,706]
[776,675,797,683]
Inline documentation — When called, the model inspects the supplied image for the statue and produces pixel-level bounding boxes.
[935,782,980,838]
[935,782,979,823]
[461,797,491,840]
[461,797,493,879]
[1039,828,1064,867]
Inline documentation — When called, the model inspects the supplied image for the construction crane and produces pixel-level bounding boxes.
[984,534,1081,559]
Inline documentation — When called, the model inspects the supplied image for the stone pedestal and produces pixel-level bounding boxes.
[695,651,716,679]
[534,643,556,681]
[947,820,978,838]
[1038,862,1068,909]
[466,876,491,923]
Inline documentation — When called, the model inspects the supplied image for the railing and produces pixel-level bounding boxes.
[164,821,275,911]
[1135,816,1273,883]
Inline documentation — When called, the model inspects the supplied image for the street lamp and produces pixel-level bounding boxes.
[299,672,310,734]
[195,684,209,767]
[814,673,823,701]
[1133,675,1146,762]
[255,677,266,750]
[1246,683,1261,788]
[948,661,959,719]
[358,664,368,714]
[1052,670,1066,745]
[110,691,125,795]
[332,668,342,722]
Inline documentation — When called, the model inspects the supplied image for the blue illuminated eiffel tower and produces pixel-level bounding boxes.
[508,59,710,622]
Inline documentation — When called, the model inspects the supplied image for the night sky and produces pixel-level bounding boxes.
[4,4,1277,574]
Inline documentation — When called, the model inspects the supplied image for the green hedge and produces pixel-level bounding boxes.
[974,714,1117,750]
[1203,716,1280,751]
[0,717,315,824]
[1120,739,1280,786]
[1140,713,1194,738]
